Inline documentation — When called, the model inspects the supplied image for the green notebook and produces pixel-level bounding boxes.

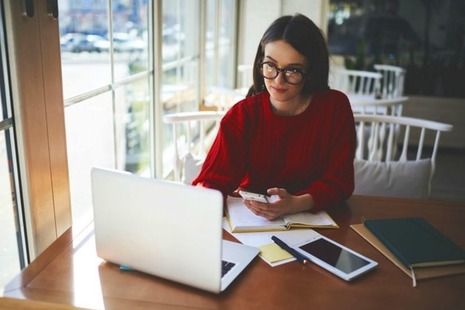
[364,217,465,268]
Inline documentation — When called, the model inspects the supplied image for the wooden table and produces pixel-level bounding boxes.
[3,196,465,309]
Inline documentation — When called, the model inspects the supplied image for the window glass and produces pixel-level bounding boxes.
[160,0,239,179]
[65,86,151,232]
[65,94,115,231]
[112,1,149,80]
[0,2,26,289]
[60,0,151,231]
[60,0,239,227]
[161,0,201,177]
[327,0,465,98]
[204,0,239,109]
[115,78,151,173]
[205,0,217,88]
[162,0,200,113]
[217,0,236,88]
[205,0,238,89]
[0,131,21,289]
[59,2,111,98]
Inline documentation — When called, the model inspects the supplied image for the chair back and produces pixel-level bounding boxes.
[163,111,226,182]
[373,64,406,99]
[204,86,244,111]
[330,69,382,97]
[349,96,408,117]
[353,114,453,199]
[332,68,405,117]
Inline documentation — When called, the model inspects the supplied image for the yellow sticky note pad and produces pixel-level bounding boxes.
[259,243,293,263]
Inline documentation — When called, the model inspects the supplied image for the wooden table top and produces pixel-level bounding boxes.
[3,195,465,309]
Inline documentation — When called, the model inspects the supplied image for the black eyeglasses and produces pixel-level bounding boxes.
[259,62,306,85]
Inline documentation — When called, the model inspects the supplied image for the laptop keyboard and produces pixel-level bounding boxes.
[222,260,236,277]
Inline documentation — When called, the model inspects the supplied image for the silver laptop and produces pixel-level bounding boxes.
[91,167,259,293]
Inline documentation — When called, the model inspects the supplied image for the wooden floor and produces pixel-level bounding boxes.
[429,148,465,203]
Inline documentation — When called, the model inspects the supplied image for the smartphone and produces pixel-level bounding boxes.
[293,235,378,281]
[239,190,270,203]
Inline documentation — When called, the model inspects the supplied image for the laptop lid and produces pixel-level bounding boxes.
[91,167,258,293]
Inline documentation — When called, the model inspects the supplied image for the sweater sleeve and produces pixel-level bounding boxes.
[192,100,253,195]
[297,91,356,212]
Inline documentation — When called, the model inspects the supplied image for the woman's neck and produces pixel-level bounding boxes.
[270,94,313,116]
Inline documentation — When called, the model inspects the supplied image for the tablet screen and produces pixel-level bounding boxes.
[299,238,370,274]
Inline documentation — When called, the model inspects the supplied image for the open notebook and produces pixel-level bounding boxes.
[91,167,259,293]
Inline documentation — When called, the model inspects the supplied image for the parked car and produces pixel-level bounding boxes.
[60,33,109,53]
[112,32,145,53]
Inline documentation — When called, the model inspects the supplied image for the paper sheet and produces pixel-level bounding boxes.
[223,218,320,267]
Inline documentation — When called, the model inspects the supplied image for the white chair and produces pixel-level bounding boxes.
[353,114,453,199]
[330,69,382,97]
[348,95,407,117]
[331,69,405,117]
[163,111,226,183]
[373,64,406,99]
[204,86,244,111]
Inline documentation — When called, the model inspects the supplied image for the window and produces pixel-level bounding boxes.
[160,0,239,180]
[60,1,238,231]
[0,2,27,288]
[160,0,201,178]
[205,0,237,90]
[327,0,465,98]
[60,0,152,232]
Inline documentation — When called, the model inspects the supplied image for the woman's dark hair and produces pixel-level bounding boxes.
[248,13,329,97]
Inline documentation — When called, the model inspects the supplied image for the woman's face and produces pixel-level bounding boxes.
[262,40,308,103]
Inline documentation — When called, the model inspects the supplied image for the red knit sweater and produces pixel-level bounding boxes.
[192,89,356,212]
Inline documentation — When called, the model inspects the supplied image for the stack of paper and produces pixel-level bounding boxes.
[223,218,320,267]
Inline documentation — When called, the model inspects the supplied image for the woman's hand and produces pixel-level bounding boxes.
[242,187,314,220]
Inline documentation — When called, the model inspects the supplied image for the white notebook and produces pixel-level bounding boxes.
[226,196,338,232]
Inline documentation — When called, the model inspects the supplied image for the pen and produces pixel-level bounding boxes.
[271,236,308,264]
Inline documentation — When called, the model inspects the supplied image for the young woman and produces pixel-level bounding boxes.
[193,13,356,220]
